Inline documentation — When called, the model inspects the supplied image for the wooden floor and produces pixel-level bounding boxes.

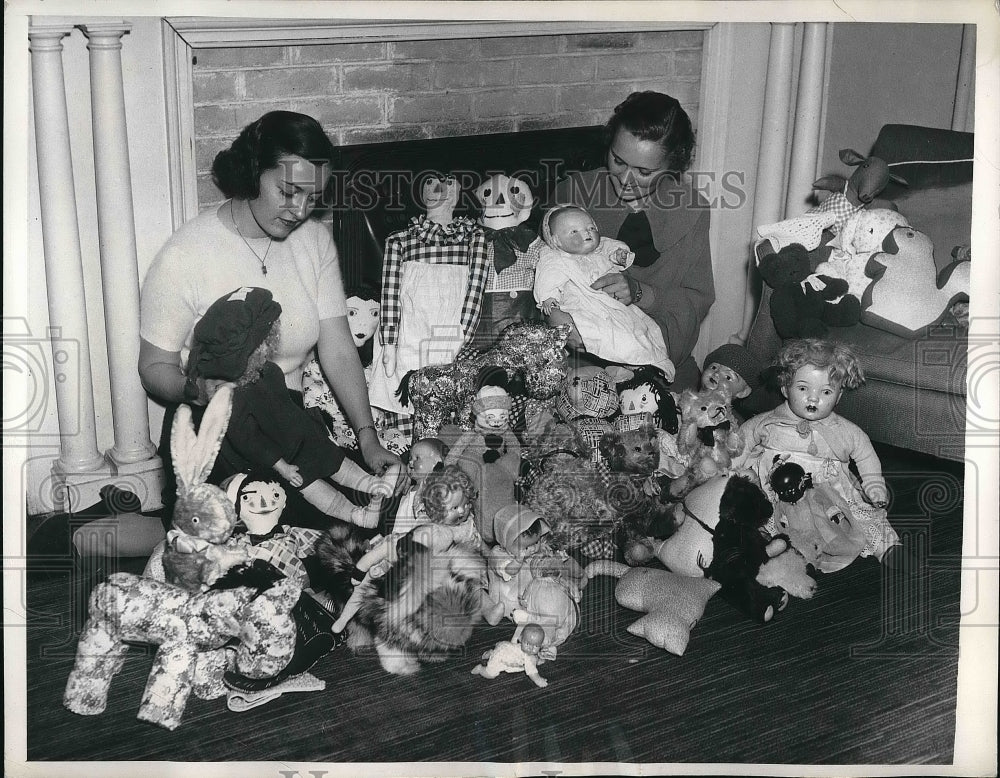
[21,444,966,766]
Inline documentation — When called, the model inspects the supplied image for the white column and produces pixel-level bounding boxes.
[28,23,107,475]
[79,22,157,466]
[784,22,828,217]
[733,22,796,344]
[952,24,976,133]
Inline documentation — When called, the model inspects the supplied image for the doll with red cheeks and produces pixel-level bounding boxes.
[738,338,901,566]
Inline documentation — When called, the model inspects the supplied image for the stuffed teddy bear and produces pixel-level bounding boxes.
[757,242,862,339]
[651,473,816,624]
[667,388,746,498]
[614,566,721,655]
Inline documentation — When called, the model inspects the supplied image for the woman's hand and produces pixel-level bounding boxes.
[357,429,402,476]
[591,271,635,305]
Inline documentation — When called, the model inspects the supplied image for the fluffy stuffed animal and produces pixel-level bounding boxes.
[668,388,746,498]
[397,320,571,438]
[757,243,862,339]
[312,521,486,676]
[614,567,721,655]
[862,226,971,338]
[652,474,816,624]
[523,451,620,557]
[63,562,300,730]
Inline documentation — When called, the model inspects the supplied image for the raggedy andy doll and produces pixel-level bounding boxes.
[737,338,901,566]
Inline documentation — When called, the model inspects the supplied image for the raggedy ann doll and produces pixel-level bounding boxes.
[468,173,544,348]
[367,172,490,419]
[738,338,902,565]
[330,464,485,635]
[300,285,408,457]
[188,287,402,529]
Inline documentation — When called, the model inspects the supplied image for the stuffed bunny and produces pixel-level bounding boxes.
[65,387,300,730]
[155,385,251,591]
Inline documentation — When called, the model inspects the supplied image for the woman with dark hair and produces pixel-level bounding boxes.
[552,91,715,390]
[137,110,400,526]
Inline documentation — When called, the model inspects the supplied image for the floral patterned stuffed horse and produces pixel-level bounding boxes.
[397,321,571,438]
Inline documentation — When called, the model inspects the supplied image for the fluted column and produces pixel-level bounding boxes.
[784,22,828,216]
[733,22,796,344]
[29,23,106,474]
[79,21,156,465]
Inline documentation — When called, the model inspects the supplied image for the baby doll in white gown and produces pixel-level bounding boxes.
[534,205,674,380]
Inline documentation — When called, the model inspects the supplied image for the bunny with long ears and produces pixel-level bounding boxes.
[161,384,251,592]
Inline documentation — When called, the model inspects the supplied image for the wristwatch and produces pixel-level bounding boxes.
[631,276,643,304]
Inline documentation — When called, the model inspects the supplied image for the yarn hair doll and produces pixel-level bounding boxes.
[188,286,401,529]
[367,172,490,418]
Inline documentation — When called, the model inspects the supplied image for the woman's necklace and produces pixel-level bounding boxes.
[231,200,272,276]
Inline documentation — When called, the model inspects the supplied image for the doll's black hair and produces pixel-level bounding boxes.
[212,111,335,201]
[344,281,380,367]
[616,365,679,434]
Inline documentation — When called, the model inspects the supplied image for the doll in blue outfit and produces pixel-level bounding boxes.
[738,338,901,567]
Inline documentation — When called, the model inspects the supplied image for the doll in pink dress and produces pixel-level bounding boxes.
[738,338,900,566]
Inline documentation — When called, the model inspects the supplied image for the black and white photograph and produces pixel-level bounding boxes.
[4,1,998,776]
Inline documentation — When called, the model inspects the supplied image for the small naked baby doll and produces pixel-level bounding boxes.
[470,623,549,688]
[188,286,401,530]
[330,464,485,635]
[738,338,901,565]
[534,204,674,380]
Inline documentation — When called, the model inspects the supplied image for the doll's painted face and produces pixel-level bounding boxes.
[346,295,380,347]
[237,477,287,535]
[510,518,548,557]
[437,486,473,526]
[782,364,842,421]
[549,208,600,256]
[476,407,511,431]
[407,440,444,480]
[420,174,460,211]
[619,381,659,416]
[475,174,534,229]
[702,362,750,400]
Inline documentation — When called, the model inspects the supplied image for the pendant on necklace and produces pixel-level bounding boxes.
[261,264,267,277]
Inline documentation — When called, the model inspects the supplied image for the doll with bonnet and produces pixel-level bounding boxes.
[367,173,491,420]
[534,204,674,379]
[189,286,402,529]
[444,383,522,545]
